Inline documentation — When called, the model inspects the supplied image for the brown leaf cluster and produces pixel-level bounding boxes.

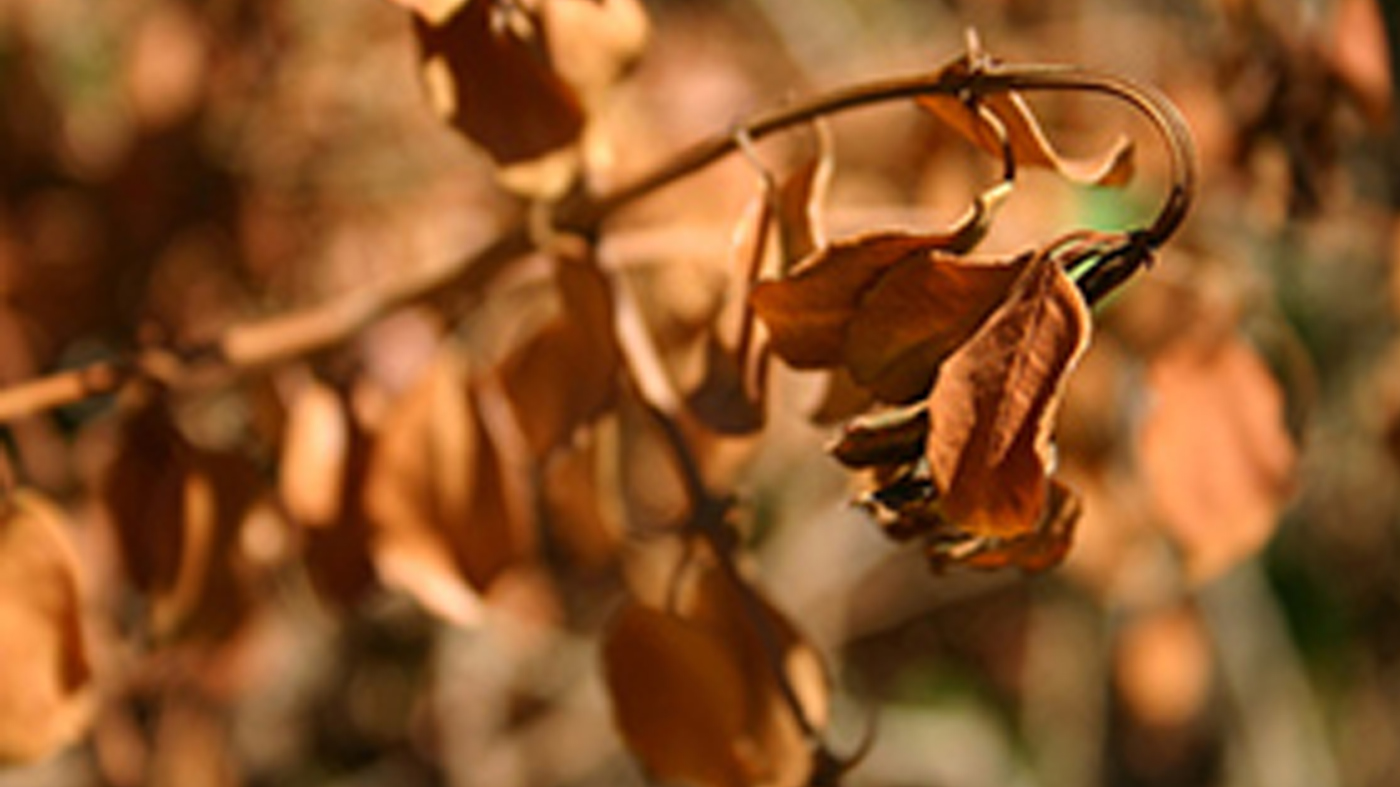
[750,104,1106,574]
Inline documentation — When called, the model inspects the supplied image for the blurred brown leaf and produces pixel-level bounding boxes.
[688,134,833,434]
[365,349,537,623]
[278,379,349,529]
[101,398,261,639]
[602,559,828,787]
[0,491,94,765]
[503,250,621,459]
[408,0,646,195]
[1137,334,1297,583]
[364,348,484,625]
[101,399,189,599]
[540,422,625,571]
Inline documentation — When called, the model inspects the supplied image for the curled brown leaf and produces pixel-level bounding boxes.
[924,251,1092,541]
[918,55,1135,186]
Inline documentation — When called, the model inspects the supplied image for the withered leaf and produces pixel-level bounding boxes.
[925,478,1081,573]
[918,60,1134,186]
[844,250,1030,403]
[101,398,189,598]
[602,604,751,787]
[300,389,378,610]
[1137,335,1297,583]
[829,404,929,469]
[502,252,621,459]
[154,450,263,641]
[750,183,1005,397]
[407,0,647,196]
[540,0,649,107]
[364,348,484,625]
[101,398,261,640]
[924,252,1092,541]
[752,233,979,371]
[365,350,537,623]
[278,379,349,529]
[539,422,624,571]
[602,560,828,787]
[0,491,93,765]
[415,0,585,191]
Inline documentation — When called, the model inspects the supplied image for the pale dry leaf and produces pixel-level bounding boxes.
[278,379,349,529]
[364,348,485,625]
[925,253,1092,539]
[0,491,94,765]
[1137,335,1297,583]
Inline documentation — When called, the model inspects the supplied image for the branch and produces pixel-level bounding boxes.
[0,57,1195,424]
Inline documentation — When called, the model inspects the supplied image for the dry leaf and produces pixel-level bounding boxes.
[278,379,349,529]
[101,399,261,639]
[407,0,647,195]
[844,250,1030,402]
[365,350,538,623]
[301,398,378,610]
[924,252,1092,540]
[602,559,828,787]
[926,478,1081,573]
[541,0,649,107]
[101,399,189,598]
[414,0,585,193]
[154,450,263,641]
[918,56,1135,186]
[540,422,625,570]
[752,233,979,371]
[1137,335,1297,583]
[750,184,1004,401]
[502,252,621,458]
[364,348,484,625]
[0,491,93,764]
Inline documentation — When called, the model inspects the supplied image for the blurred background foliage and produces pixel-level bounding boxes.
[2,0,1400,785]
